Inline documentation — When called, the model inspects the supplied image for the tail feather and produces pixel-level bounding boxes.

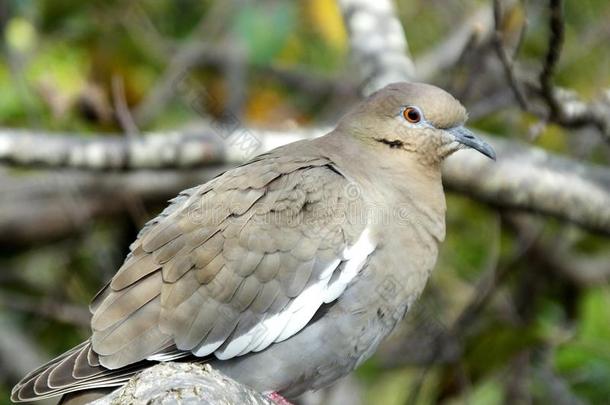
[18,341,88,384]
[72,345,104,379]
[11,341,144,402]
[45,346,91,390]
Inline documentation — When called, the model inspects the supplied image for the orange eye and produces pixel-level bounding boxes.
[403,107,421,123]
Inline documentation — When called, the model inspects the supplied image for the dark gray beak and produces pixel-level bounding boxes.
[448,126,496,160]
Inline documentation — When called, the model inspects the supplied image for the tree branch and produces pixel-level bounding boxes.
[443,136,610,235]
[338,0,416,94]
[0,128,225,170]
[417,4,494,82]
[540,85,610,143]
[0,164,229,247]
[90,363,273,405]
[488,0,610,144]
[493,0,530,110]
[539,0,565,120]
[0,126,608,248]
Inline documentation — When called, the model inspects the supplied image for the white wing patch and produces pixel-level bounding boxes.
[147,350,190,362]
[324,228,376,303]
[193,340,224,357]
[212,228,376,360]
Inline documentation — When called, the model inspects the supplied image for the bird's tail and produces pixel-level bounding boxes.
[11,340,141,402]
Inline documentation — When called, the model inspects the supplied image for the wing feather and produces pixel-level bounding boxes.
[91,271,162,331]
[110,251,159,290]
[152,162,372,360]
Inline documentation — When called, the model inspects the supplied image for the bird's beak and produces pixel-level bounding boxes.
[447,126,496,160]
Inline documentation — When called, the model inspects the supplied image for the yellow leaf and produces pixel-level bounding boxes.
[246,87,284,124]
[307,0,348,49]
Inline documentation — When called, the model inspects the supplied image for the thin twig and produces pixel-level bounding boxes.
[416,5,494,81]
[111,75,140,137]
[492,0,610,144]
[539,0,565,120]
[492,0,530,110]
[511,1,529,61]
[524,80,610,144]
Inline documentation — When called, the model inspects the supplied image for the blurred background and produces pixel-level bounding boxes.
[0,0,609,404]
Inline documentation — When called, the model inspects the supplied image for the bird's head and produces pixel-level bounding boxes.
[338,82,496,165]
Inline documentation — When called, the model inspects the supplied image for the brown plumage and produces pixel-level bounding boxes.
[12,82,495,403]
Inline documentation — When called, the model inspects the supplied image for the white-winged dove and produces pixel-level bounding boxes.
[12,82,495,403]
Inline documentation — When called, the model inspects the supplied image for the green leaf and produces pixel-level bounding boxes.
[233,3,296,65]
[554,287,610,403]
[465,323,539,378]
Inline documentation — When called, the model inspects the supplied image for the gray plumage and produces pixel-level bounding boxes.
[12,82,495,402]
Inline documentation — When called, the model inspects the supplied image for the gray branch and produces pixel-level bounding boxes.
[0,164,229,247]
[90,363,273,405]
[338,0,416,93]
[549,86,610,143]
[443,136,610,235]
[0,127,226,170]
[1,128,608,249]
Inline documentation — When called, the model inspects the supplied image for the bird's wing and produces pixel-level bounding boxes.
[90,152,375,369]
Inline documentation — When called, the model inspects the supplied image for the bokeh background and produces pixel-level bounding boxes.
[1,0,609,404]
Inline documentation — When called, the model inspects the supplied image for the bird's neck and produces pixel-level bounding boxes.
[318,132,447,243]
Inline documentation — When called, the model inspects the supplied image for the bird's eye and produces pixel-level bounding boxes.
[402,107,421,123]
